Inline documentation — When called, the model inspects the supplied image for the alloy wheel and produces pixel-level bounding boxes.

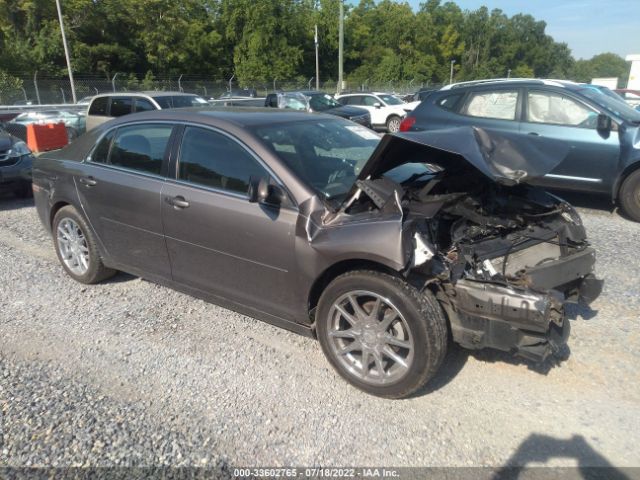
[326,290,414,386]
[56,218,90,276]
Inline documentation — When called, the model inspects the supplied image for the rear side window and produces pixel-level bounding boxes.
[463,90,519,120]
[91,130,114,163]
[88,97,108,115]
[436,93,463,111]
[362,96,379,107]
[178,126,268,194]
[346,96,362,106]
[110,97,133,117]
[108,124,173,175]
[135,97,156,112]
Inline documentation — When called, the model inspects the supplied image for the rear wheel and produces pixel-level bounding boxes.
[386,115,401,133]
[53,205,116,284]
[316,270,448,398]
[619,170,640,222]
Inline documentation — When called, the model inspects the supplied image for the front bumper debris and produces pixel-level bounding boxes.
[448,248,601,362]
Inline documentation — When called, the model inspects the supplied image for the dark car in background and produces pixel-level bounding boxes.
[401,79,640,221]
[32,109,601,398]
[0,127,34,197]
[264,91,371,128]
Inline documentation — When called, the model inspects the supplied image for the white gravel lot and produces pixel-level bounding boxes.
[0,193,639,470]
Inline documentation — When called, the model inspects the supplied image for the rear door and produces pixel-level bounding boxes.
[522,88,620,193]
[161,125,299,320]
[86,97,110,131]
[74,122,175,278]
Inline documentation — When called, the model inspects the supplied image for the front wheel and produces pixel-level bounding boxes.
[386,115,402,133]
[619,170,640,222]
[316,270,448,398]
[52,205,116,284]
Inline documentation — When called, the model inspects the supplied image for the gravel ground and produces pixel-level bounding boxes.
[0,193,639,470]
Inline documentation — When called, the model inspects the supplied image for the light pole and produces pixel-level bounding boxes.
[55,0,77,103]
[314,24,320,91]
[449,59,456,85]
[111,72,120,92]
[338,0,344,94]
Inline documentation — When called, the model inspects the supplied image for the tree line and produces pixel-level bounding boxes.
[0,0,631,90]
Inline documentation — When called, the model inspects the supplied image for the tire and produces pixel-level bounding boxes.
[13,182,33,199]
[386,115,401,133]
[619,170,640,222]
[316,270,448,398]
[52,205,116,284]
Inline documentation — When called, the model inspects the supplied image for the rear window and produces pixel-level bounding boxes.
[152,95,208,109]
[110,97,133,117]
[88,97,108,115]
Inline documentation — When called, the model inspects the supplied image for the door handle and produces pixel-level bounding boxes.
[527,132,540,136]
[79,176,97,186]
[166,195,190,209]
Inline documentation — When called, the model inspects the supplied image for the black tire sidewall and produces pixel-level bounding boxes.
[316,271,446,398]
[52,206,111,284]
[620,170,640,222]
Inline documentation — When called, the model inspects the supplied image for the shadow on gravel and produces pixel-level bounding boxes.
[102,271,137,284]
[0,192,34,211]
[494,433,632,479]
[566,302,598,321]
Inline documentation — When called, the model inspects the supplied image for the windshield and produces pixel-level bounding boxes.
[152,95,208,109]
[576,86,640,123]
[378,94,404,106]
[307,93,341,111]
[252,118,380,204]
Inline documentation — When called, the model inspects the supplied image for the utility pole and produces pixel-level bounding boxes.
[315,24,320,91]
[507,68,512,79]
[55,0,77,103]
[338,1,344,95]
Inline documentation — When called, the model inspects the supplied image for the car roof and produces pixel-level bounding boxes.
[440,78,579,91]
[92,91,200,99]
[104,107,337,129]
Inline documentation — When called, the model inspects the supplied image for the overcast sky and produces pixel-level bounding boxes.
[405,0,640,59]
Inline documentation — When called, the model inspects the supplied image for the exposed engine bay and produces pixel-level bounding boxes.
[311,127,603,361]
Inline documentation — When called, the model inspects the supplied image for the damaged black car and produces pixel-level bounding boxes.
[32,110,602,398]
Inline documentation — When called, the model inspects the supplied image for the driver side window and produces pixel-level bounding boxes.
[527,91,595,128]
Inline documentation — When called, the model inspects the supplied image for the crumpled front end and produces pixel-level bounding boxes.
[408,186,603,362]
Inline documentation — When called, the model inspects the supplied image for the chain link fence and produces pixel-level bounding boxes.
[0,73,442,106]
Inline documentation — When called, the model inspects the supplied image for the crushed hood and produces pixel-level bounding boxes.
[355,126,570,187]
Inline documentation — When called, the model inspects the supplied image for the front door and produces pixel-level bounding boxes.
[75,123,175,278]
[522,89,621,193]
[161,125,299,321]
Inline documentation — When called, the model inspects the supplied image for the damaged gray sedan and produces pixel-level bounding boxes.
[32,109,602,398]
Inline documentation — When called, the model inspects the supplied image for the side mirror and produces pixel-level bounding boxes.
[373,102,382,108]
[597,113,612,132]
[248,177,287,206]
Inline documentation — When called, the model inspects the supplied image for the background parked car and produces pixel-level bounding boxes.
[400,78,640,221]
[219,89,258,99]
[0,127,34,198]
[10,110,86,141]
[264,91,371,128]
[335,92,409,132]
[85,92,209,131]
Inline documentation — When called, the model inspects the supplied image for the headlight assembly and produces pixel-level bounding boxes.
[7,141,32,158]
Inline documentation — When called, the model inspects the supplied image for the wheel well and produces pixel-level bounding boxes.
[49,201,70,228]
[307,259,399,320]
[386,114,400,123]
[615,162,640,201]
